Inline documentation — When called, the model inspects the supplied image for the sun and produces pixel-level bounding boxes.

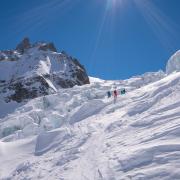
[106,0,124,10]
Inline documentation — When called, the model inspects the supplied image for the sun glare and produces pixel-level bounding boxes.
[106,0,124,10]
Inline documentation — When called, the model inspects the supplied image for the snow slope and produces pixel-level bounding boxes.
[166,50,180,74]
[0,71,180,179]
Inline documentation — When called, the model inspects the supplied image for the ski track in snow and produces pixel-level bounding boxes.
[0,72,180,179]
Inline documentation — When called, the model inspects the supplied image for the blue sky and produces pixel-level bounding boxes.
[0,0,180,79]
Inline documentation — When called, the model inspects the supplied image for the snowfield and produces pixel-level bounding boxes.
[0,72,180,180]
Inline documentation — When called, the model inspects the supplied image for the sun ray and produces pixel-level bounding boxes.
[133,0,180,51]
[12,0,81,36]
[89,0,126,72]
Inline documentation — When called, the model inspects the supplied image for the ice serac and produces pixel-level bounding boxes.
[166,50,180,74]
[0,72,180,179]
[0,38,89,113]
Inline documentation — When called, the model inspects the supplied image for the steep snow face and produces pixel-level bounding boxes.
[0,44,89,83]
[9,47,86,82]
[0,72,180,179]
[0,50,21,81]
[166,50,180,74]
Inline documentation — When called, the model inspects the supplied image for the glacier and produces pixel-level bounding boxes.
[0,69,180,179]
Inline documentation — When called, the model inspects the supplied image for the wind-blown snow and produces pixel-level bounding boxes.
[0,72,180,179]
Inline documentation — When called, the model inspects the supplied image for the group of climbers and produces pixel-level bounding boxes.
[107,88,126,103]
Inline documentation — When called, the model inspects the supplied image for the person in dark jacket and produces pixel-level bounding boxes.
[107,91,111,98]
[121,88,126,95]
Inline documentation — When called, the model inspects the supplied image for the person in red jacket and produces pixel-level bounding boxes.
[113,89,118,103]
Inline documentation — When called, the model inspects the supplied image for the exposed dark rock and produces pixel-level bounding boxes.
[61,50,68,55]
[4,76,50,103]
[73,58,85,70]
[16,37,31,53]
[73,58,90,84]
[0,50,20,61]
[38,43,57,52]
[75,69,90,85]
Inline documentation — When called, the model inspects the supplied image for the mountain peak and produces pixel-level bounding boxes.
[0,38,89,108]
[16,37,31,53]
[16,38,58,53]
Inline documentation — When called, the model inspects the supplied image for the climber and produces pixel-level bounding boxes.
[107,91,111,98]
[113,89,118,103]
[121,88,126,95]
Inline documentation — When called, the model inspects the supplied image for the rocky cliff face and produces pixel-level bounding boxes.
[0,38,89,106]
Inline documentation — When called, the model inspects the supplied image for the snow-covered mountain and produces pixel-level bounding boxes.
[0,38,89,118]
[0,49,180,179]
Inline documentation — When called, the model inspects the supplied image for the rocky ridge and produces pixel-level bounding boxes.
[0,38,89,109]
